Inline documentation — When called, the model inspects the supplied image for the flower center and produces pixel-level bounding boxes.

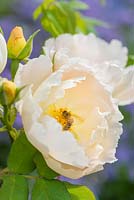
[45,105,74,131]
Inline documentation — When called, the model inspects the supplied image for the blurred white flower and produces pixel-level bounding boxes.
[15,33,134,179]
[0,33,7,73]
[44,33,134,105]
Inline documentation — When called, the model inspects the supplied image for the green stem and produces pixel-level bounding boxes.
[0,168,40,180]
[22,175,39,180]
[2,105,19,140]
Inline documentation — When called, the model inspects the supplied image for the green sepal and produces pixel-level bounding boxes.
[14,85,27,103]
[17,29,40,60]
[0,87,6,106]
[8,105,17,126]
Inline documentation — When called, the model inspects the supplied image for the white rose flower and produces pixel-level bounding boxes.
[15,34,134,179]
[0,33,7,73]
[44,33,134,105]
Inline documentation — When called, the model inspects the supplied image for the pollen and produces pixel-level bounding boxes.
[46,104,74,131]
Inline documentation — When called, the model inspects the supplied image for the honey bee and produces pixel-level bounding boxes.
[62,110,74,131]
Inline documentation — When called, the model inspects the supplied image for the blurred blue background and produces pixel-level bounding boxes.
[0,0,134,199]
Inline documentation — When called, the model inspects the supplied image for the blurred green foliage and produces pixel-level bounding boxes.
[33,0,107,37]
[119,107,132,124]
[0,137,11,168]
[127,55,134,66]
[0,0,16,16]
[99,166,134,200]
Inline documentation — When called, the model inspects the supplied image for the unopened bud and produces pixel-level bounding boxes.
[7,26,26,58]
[1,80,16,105]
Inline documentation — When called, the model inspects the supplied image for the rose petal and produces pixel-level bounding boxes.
[113,66,134,105]
[44,33,128,68]
[0,33,7,73]
[15,55,52,92]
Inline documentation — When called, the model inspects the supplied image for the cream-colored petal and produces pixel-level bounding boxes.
[21,87,51,155]
[21,87,42,131]
[44,33,128,68]
[40,116,89,168]
[33,67,86,108]
[35,61,122,168]
[21,87,89,168]
[113,66,134,105]
[34,60,113,113]
[14,55,52,92]
[89,109,123,164]
[77,105,123,168]
[45,155,104,179]
[0,33,7,73]
[93,62,134,105]
[19,56,124,179]
[94,63,122,91]
[45,155,87,179]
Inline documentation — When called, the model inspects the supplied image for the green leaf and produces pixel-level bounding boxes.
[59,2,76,34]
[65,182,96,200]
[17,29,40,60]
[69,0,89,10]
[100,0,106,5]
[32,179,71,200]
[33,0,55,20]
[84,17,108,29]
[0,142,10,167]
[33,5,42,20]
[8,132,37,174]
[34,0,76,36]
[0,175,28,200]
[127,55,134,66]
[34,151,59,179]
[11,59,20,81]
[34,0,107,37]
[119,107,132,123]
[0,126,7,132]
[41,15,59,37]
[45,10,65,34]
[42,0,56,10]
[75,13,89,34]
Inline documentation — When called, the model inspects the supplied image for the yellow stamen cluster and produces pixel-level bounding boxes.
[46,105,74,131]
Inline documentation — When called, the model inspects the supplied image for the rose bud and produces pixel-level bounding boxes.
[7,26,26,58]
[0,80,16,105]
